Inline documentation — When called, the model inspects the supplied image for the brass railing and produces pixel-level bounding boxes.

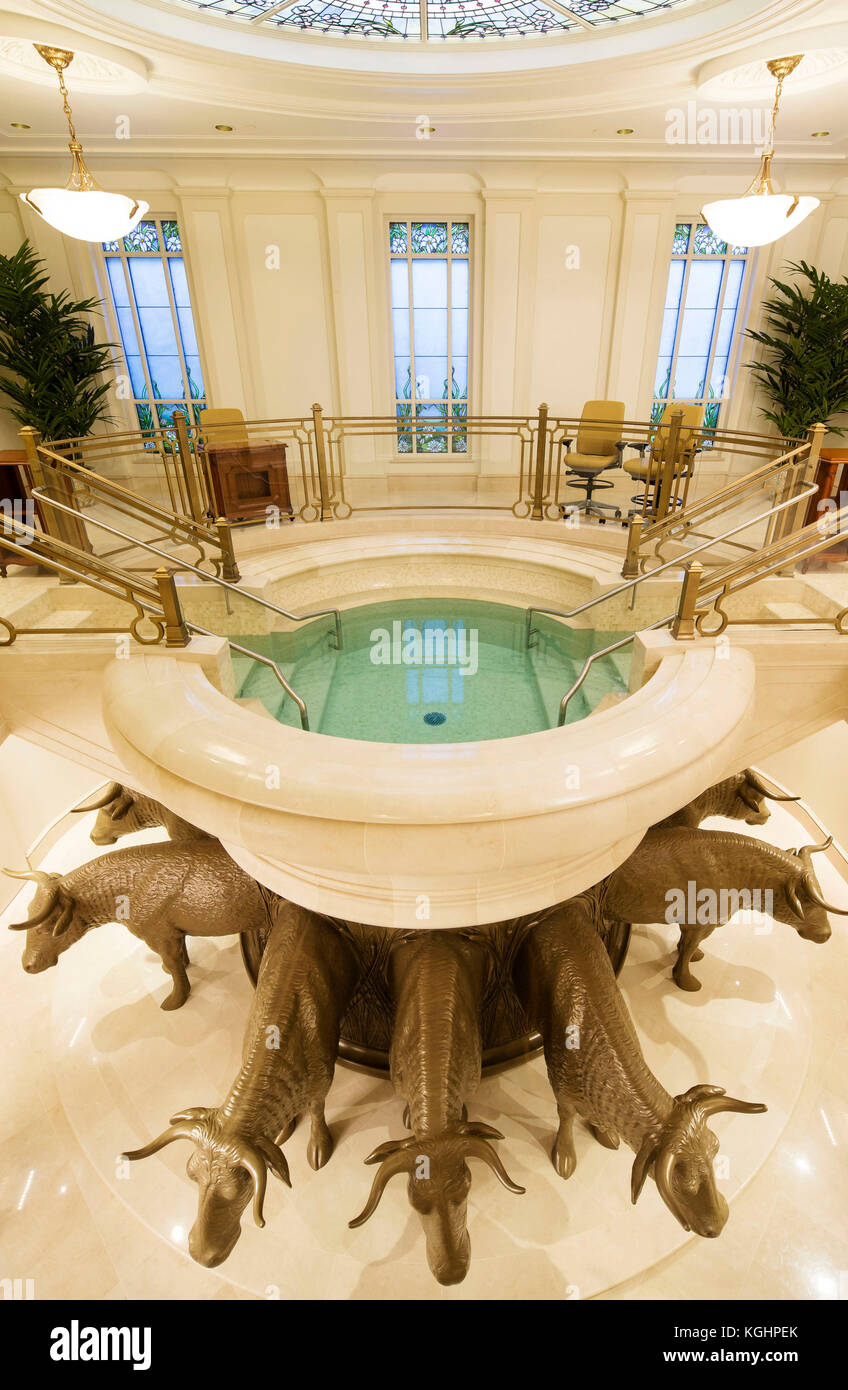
[526,476,819,650]
[28,487,344,653]
[19,425,241,582]
[30,407,808,537]
[692,502,848,635]
[5,404,840,741]
[556,495,848,725]
[0,517,314,733]
[621,426,823,579]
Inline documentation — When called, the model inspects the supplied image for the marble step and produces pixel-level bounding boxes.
[762,601,822,624]
[234,696,278,721]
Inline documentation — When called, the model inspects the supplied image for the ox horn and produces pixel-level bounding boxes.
[3,869,60,929]
[232,1142,275,1228]
[461,1136,525,1194]
[676,1083,767,1119]
[801,881,848,916]
[795,837,848,915]
[631,1132,661,1204]
[652,1145,676,1207]
[121,1121,199,1162]
[690,1089,768,1119]
[71,782,123,814]
[255,1136,291,1188]
[349,1149,415,1228]
[744,770,801,803]
[458,1120,505,1141]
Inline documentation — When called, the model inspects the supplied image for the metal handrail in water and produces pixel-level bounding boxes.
[525,479,818,650]
[0,519,312,730]
[31,486,344,652]
[556,615,677,727]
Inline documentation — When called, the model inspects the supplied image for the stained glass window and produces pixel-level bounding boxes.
[389,220,469,455]
[163,0,697,41]
[100,215,206,438]
[652,222,751,435]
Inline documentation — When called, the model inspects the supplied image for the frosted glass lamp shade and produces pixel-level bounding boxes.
[20,188,149,243]
[702,193,819,249]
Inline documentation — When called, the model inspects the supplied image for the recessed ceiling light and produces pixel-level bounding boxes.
[11,122,31,129]
[810,130,830,137]
[617,128,634,135]
[215,123,233,132]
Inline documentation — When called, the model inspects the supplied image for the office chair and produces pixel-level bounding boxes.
[561,399,626,520]
[624,403,704,517]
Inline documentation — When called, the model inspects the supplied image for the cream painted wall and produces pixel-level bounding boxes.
[2,162,847,474]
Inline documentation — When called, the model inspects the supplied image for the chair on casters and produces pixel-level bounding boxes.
[561,400,626,521]
[624,403,703,517]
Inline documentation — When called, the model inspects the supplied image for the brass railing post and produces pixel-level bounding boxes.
[768,421,826,564]
[173,410,205,523]
[531,402,549,520]
[671,559,703,640]
[621,515,643,578]
[311,402,332,521]
[19,425,79,583]
[214,522,240,586]
[215,517,241,583]
[654,408,683,521]
[155,567,190,647]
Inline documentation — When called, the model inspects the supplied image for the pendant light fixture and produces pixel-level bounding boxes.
[20,44,148,243]
[702,54,819,249]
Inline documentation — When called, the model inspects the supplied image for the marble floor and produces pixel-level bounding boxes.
[1,799,847,1301]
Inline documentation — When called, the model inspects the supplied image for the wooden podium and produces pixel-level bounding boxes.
[204,439,292,523]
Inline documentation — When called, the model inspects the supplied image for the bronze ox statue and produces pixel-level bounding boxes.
[655,767,799,831]
[71,781,211,846]
[349,930,524,1285]
[605,828,842,991]
[5,840,276,1009]
[513,899,767,1238]
[123,900,359,1267]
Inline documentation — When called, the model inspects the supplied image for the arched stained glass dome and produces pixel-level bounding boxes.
[174,0,695,41]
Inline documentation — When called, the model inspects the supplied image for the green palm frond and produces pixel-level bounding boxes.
[0,239,117,441]
[745,260,848,439]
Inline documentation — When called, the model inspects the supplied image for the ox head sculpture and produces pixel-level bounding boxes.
[122,1107,291,1268]
[4,868,81,972]
[632,1084,766,1238]
[71,782,137,845]
[736,769,800,826]
[780,836,847,944]
[349,1122,524,1286]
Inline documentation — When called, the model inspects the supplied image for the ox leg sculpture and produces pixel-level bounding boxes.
[5,840,277,1008]
[673,924,715,993]
[603,828,842,991]
[349,930,524,1286]
[123,900,360,1267]
[514,900,767,1237]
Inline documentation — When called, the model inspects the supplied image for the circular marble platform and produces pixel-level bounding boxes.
[2,803,835,1300]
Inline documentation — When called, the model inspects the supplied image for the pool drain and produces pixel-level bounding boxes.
[423,711,447,726]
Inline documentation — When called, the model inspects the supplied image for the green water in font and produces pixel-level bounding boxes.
[232,598,631,744]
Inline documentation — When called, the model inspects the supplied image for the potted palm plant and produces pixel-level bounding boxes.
[745,260,848,442]
[0,239,115,443]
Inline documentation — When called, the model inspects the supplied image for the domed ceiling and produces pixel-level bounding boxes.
[162,0,695,42]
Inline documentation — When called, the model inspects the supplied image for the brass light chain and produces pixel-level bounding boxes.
[763,54,803,157]
[55,65,78,145]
